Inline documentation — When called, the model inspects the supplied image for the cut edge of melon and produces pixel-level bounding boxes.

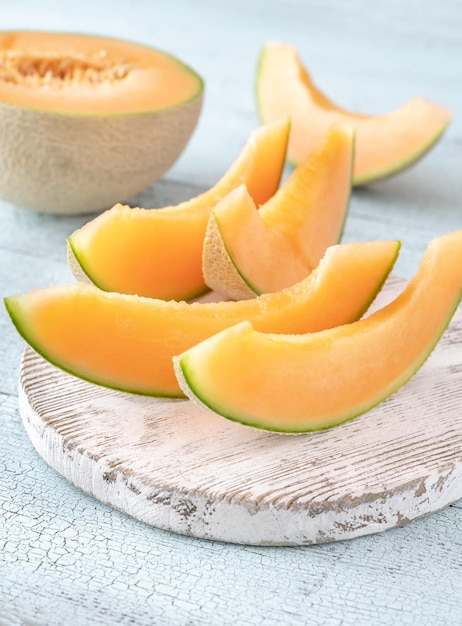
[173,299,454,432]
[0,31,205,118]
[202,188,259,300]
[66,118,290,301]
[176,231,462,433]
[203,124,355,299]
[67,239,92,285]
[352,110,452,186]
[176,285,460,433]
[4,286,187,398]
[5,238,401,399]
[256,42,452,186]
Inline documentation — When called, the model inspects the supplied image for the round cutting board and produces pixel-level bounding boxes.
[18,277,462,545]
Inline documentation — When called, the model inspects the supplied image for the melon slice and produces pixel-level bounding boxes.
[5,240,400,397]
[67,119,290,301]
[256,42,452,185]
[175,230,462,433]
[203,124,354,300]
[0,31,204,214]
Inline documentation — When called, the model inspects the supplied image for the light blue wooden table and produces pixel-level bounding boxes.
[1,1,462,624]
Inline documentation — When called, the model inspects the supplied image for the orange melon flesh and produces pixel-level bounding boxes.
[203,124,354,299]
[67,119,290,301]
[176,230,462,433]
[5,240,400,397]
[257,42,452,185]
[0,32,202,114]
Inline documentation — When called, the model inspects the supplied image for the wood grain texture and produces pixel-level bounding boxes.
[1,0,462,623]
[16,278,462,546]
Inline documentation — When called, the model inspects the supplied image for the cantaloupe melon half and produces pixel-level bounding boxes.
[176,230,462,433]
[256,42,452,185]
[5,240,399,397]
[203,124,354,299]
[0,31,204,214]
[67,118,290,301]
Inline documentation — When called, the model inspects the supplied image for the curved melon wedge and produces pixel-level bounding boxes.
[256,42,452,185]
[176,230,462,433]
[5,240,399,397]
[67,118,290,301]
[203,124,354,299]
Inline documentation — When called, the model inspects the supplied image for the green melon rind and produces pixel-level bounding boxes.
[206,206,263,298]
[174,284,461,434]
[351,119,451,186]
[255,44,451,186]
[207,129,355,299]
[285,119,451,186]
[175,239,403,432]
[0,32,204,214]
[4,293,186,399]
[254,45,270,130]
[67,235,211,302]
[6,239,400,401]
[67,239,93,286]
[340,240,401,321]
[67,118,290,300]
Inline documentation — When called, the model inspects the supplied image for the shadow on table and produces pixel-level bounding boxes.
[128,178,209,210]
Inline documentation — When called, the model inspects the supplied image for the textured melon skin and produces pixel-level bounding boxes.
[0,95,203,214]
[66,120,290,300]
[202,125,354,300]
[176,231,462,433]
[202,199,257,300]
[0,32,204,214]
[4,240,400,397]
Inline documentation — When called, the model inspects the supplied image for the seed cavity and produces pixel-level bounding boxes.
[0,49,131,87]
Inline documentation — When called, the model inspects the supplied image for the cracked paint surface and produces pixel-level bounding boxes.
[1,0,462,622]
[1,390,462,625]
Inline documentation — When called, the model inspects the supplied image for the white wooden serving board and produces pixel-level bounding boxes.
[18,277,462,546]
